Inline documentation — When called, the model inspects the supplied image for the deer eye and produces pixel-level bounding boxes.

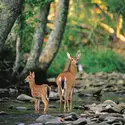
[71,58,74,61]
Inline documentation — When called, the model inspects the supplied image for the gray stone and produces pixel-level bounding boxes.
[64,112,80,121]
[17,94,33,101]
[45,117,65,125]
[106,116,124,124]
[15,123,25,125]
[28,123,43,125]
[36,115,55,123]
[73,118,87,125]
[103,100,117,107]
[16,106,29,110]
[0,111,9,115]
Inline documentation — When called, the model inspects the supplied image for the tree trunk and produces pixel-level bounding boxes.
[0,0,24,54]
[39,0,70,71]
[20,2,51,77]
[12,36,21,75]
[12,10,25,76]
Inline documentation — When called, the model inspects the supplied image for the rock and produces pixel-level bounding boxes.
[0,97,9,102]
[114,103,125,113]
[36,115,55,123]
[98,113,123,121]
[64,112,80,121]
[16,106,29,110]
[117,80,125,85]
[103,100,117,107]
[48,105,56,108]
[45,117,65,125]
[47,78,56,82]
[106,116,125,124]
[112,121,123,125]
[9,88,18,93]
[85,103,103,113]
[28,123,44,125]
[0,111,9,115]
[13,100,25,104]
[49,91,58,98]
[92,82,105,87]
[17,94,33,101]
[93,88,102,96]
[74,105,85,110]
[0,88,9,97]
[101,107,119,113]
[49,91,59,101]
[73,118,87,125]
[97,121,110,125]
[15,123,25,125]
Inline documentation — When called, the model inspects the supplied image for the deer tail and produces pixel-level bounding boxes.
[59,77,67,97]
[46,86,51,101]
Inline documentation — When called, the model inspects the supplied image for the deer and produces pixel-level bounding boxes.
[56,52,81,112]
[25,72,51,114]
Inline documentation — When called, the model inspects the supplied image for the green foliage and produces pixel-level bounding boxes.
[48,50,67,77]
[48,46,125,76]
[25,0,54,6]
[103,0,125,14]
[81,47,125,73]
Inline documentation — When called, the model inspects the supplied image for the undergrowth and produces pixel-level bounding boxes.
[48,46,125,77]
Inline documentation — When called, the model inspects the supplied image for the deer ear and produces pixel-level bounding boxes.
[67,52,71,59]
[77,53,81,59]
[29,71,32,75]
[32,72,35,78]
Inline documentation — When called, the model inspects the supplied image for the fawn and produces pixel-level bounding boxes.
[56,52,81,112]
[25,72,51,114]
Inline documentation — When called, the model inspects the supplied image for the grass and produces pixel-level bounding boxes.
[81,46,125,73]
[48,46,125,77]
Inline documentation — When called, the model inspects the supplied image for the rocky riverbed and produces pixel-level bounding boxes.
[0,72,125,125]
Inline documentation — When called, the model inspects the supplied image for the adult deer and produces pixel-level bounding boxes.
[56,52,81,112]
[25,72,51,114]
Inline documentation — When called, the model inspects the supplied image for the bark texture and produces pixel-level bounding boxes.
[21,3,51,76]
[0,0,24,54]
[39,0,70,71]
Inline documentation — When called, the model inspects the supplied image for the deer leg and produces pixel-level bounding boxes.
[34,98,38,113]
[37,99,40,112]
[42,95,48,114]
[66,91,70,112]
[58,86,62,112]
[64,90,69,112]
[70,88,73,112]
[64,93,66,112]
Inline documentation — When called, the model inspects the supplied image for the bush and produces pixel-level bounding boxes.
[81,47,125,73]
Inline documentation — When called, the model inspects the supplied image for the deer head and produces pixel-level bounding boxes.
[67,52,81,66]
[25,72,35,84]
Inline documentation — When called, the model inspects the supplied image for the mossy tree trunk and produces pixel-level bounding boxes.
[20,0,69,81]
[0,0,24,54]
[39,0,69,71]
[19,2,51,80]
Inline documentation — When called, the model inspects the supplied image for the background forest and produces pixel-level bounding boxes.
[1,0,125,87]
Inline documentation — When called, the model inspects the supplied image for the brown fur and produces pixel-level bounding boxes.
[25,72,50,114]
[56,52,81,112]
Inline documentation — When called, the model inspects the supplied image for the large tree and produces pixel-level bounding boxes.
[20,0,70,81]
[0,0,24,54]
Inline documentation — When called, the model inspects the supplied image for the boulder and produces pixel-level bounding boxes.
[45,117,65,125]
[73,118,87,125]
[17,94,33,101]
[36,115,55,123]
